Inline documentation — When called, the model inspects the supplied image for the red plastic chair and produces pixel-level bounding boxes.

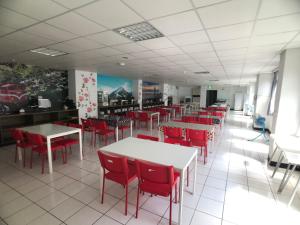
[93,121,115,146]
[27,133,66,173]
[199,118,213,125]
[136,134,159,142]
[198,111,209,116]
[163,126,183,143]
[97,151,136,215]
[81,118,94,145]
[158,109,168,122]
[135,160,179,225]
[137,112,150,130]
[126,111,137,128]
[186,129,208,164]
[182,116,197,123]
[11,129,33,167]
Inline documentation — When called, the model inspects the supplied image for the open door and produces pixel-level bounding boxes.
[206,90,217,107]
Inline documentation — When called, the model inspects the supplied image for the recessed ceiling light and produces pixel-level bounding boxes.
[30,48,68,57]
[194,71,210,74]
[114,22,164,42]
[119,62,126,66]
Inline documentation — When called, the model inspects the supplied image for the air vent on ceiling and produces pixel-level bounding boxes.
[114,22,164,42]
[194,71,210,74]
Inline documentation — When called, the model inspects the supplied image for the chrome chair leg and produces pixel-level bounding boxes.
[288,173,300,207]
[272,151,284,178]
[278,164,296,193]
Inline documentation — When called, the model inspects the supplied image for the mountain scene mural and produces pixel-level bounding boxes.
[97,74,133,104]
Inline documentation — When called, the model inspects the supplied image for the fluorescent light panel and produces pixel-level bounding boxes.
[114,22,164,42]
[30,48,68,57]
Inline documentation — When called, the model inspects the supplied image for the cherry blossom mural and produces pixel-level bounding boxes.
[75,70,97,119]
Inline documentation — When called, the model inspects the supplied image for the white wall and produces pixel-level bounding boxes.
[178,87,192,102]
[254,73,273,130]
[272,48,300,136]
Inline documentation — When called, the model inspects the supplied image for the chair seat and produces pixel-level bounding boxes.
[17,142,33,149]
[55,138,79,147]
[95,129,115,135]
[32,142,64,153]
[118,125,130,130]
[105,164,136,185]
[139,172,179,197]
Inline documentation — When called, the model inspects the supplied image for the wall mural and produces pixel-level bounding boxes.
[97,74,133,105]
[75,71,97,119]
[0,62,67,114]
[142,81,161,100]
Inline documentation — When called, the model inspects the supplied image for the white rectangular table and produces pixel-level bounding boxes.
[19,123,82,173]
[101,137,197,225]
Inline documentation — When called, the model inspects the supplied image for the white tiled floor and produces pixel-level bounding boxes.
[1,111,300,225]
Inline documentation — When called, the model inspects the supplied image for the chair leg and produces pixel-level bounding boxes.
[101,173,105,204]
[41,154,45,174]
[169,191,172,225]
[187,166,189,187]
[65,148,68,164]
[30,150,33,169]
[175,183,178,203]
[136,186,140,218]
[23,148,26,168]
[14,145,18,163]
[125,185,128,216]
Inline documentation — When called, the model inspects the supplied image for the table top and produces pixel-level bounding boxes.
[160,121,214,132]
[101,137,197,171]
[19,123,80,137]
[272,134,300,153]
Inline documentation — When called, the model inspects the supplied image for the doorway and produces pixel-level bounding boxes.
[206,90,217,107]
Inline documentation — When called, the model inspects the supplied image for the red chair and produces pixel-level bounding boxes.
[199,118,213,125]
[136,134,159,142]
[198,111,209,116]
[158,109,168,122]
[93,121,115,146]
[11,129,33,167]
[186,129,208,164]
[163,126,183,143]
[27,133,66,173]
[182,116,197,123]
[137,112,151,130]
[97,151,136,215]
[81,118,94,145]
[135,160,179,225]
[126,111,137,128]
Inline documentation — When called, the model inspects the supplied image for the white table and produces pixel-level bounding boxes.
[19,123,82,173]
[101,137,197,225]
[270,135,300,206]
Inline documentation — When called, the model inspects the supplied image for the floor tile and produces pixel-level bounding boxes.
[196,197,223,218]
[93,215,122,225]
[28,212,62,225]
[190,211,221,225]
[106,201,135,224]
[65,206,102,225]
[73,186,98,204]
[50,198,84,221]
[0,196,32,218]
[127,209,161,225]
[88,194,119,214]
[36,191,69,211]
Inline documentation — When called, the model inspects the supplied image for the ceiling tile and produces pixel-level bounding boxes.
[254,14,300,35]
[96,47,122,56]
[50,37,104,53]
[192,0,229,8]
[207,22,253,41]
[113,43,147,53]
[76,0,143,29]
[198,0,259,28]
[5,31,55,48]
[168,31,209,46]
[0,7,37,30]
[53,0,95,9]
[217,48,247,57]
[149,11,202,36]
[25,23,77,42]
[181,43,213,53]
[130,50,160,59]
[154,47,184,56]
[139,37,175,50]
[213,38,249,50]
[87,30,131,46]
[0,24,15,36]
[0,0,67,20]
[258,0,300,19]
[0,38,29,56]
[250,32,297,46]
[46,12,106,36]
[124,0,192,20]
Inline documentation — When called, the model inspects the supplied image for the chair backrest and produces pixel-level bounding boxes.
[163,126,182,139]
[198,111,209,116]
[81,118,92,127]
[182,116,197,123]
[186,129,208,145]
[126,111,136,119]
[199,118,213,125]
[138,112,149,120]
[137,134,159,142]
[11,129,24,142]
[97,151,128,180]
[27,133,44,146]
[93,120,108,130]
[135,160,174,190]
